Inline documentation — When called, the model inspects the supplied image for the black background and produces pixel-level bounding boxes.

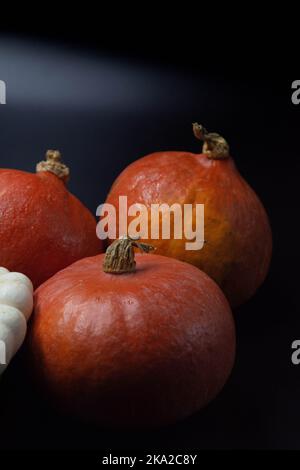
[0,24,298,453]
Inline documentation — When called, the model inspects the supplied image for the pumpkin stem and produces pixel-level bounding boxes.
[103,236,154,274]
[36,150,70,183]
[192,123,230,160]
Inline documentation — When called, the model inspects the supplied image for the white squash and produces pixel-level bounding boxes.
[0,268,33,375]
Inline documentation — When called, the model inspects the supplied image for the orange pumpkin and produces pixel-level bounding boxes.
[0,150,102,287]
[105,124,272,307]
[28,237,235,429]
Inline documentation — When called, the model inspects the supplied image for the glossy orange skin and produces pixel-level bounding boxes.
[28,253,235,429]
[106,152,273,307]
[0,169,102,287]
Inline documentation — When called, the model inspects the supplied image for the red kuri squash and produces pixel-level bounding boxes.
[28,236,236,429]
[105,124,272,307]
[0,150,102,287]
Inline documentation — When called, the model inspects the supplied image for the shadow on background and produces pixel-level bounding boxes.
[0,35,298,450]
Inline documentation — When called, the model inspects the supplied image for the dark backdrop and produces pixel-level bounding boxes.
[0,31,298,451]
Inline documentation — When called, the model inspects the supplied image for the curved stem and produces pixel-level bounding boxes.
[192,123,230,160]
[103,236,154,274]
